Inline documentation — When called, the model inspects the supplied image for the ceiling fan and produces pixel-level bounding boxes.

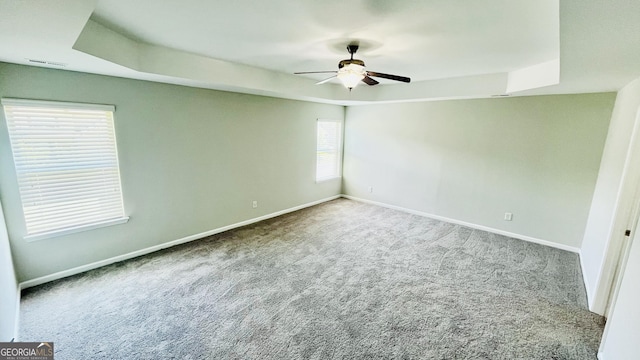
[294,44,411,90]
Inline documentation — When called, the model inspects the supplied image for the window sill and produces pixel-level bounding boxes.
[316,176,342,184]
[24,217,130,242]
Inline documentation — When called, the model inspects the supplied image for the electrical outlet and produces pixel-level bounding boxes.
[252,201,258,208]
[504,212,513,221]
[368,186,373,193]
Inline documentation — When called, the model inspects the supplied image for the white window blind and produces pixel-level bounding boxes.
[2,99,127,240]
[316,119,342,181]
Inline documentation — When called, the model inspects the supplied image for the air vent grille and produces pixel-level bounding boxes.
[26,59,67,67]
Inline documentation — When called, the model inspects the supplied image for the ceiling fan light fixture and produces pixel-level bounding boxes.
[294,44,410,90]
[337,64,365,89]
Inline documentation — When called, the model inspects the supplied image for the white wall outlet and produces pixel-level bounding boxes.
[368,186,373,193]
[504,212,513,221]
[252,200,258,208]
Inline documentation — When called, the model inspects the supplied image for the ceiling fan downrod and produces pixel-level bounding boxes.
[347,44,359,60]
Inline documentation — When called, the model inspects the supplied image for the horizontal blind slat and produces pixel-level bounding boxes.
[25,202,124,223]
[19,186,122,203]
[13,148,118,157]
[25,203,123,226]
[16,170,119,183]
[25,201,120,223]
[27,211,124,233]
[17,173,120,190]
[24,197,123,215]
[15,159,118,169]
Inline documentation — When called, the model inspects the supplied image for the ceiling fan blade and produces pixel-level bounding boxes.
[316,76,336,85]
[294,71,338,74]
[362,76,379,86]
[367,71,411,83]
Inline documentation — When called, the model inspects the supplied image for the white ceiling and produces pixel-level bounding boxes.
[91,0,558,82]
[0,0,639,104]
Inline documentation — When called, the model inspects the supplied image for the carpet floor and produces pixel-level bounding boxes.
[19,199,604,359]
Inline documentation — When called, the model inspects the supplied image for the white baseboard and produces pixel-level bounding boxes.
[340,195,581,254]
[13,283,21,341]
[579,250,593,309]
[19,195,341,289]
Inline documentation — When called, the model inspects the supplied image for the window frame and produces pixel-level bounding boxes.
[2,98,129,241]
[315,118,344,182]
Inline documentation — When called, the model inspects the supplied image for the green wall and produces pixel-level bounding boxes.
[0,62,618,284]
[0,63,343,282]
[343,94,615,248]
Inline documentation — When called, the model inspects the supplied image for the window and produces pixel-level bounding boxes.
[2,99,128,240]
[316,119,342,181]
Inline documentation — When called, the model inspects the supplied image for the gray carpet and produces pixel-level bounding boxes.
[20,199,604,359]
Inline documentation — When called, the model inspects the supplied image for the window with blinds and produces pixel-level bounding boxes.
[2,99,128,240]
[316,119,343,181]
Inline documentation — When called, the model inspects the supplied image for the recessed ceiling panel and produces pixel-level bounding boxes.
[92,0,559,82]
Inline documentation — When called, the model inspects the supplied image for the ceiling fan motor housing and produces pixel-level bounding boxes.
[339,59,365,69]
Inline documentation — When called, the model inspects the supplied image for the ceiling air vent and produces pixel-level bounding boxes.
[26,59,67,67]
[491,94,510,98]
